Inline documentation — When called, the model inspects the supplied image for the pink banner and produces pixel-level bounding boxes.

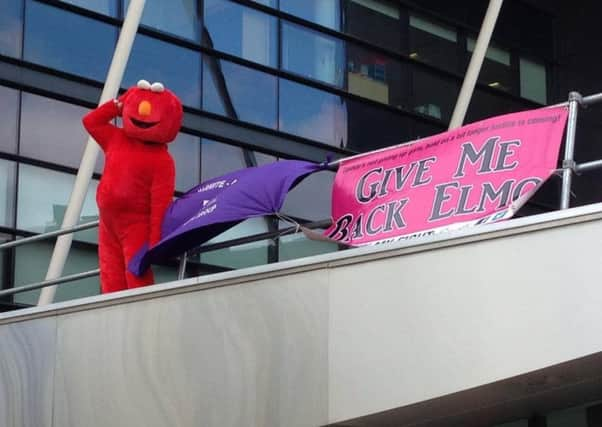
[325,107,568,246]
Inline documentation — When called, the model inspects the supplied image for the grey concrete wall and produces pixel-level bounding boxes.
[2,204,602,426]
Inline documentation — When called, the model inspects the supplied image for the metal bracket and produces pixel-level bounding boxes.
[568,91,584,106]
[562,159,577,171]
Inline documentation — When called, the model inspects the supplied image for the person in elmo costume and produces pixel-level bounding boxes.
[83,79,183,293]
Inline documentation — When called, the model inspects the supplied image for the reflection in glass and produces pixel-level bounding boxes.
[467,37,515,95]
[124,34,201,108]
[279,79,348,147]
[0,160,16,228]
[520,57,547,104]
[0,86,19,154]
[282,22,345,87]
[14,242,100,305]
[17,164,99,243]
[409,14,458,72]
[347,44,404,107]
[201,138,275,181]
[19,93,104,172]
[169,133,201,192]
[124,0,199,41]
[466,89,525,123]
[24,1,116,81]
[279,228,339,262]
[280,0,341,30]
[342,0,401,52]
[204,0,277,67]
[61,0,117,16]
[346,99,411,152]
[203,58,277,129]
[0,0,23,58]
[201,218,269,269]
[411,69,460,122]
[282,170,334,221]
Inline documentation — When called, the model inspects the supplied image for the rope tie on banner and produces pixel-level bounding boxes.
[274,212,301,238]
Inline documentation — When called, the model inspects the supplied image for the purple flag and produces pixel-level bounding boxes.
[128,160,324,276]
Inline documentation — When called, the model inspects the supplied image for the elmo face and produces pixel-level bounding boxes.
[122,80,183,144]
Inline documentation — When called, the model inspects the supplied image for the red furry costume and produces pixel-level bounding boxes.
[83,80,183,293]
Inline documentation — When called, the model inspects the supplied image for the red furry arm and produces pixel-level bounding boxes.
[82,99,120,151]
[150,154,176,246]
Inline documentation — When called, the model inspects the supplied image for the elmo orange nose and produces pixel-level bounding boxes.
[138,100,152,116]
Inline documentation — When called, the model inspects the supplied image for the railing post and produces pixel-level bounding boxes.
[177,252,188,280]
[37,0,146,306]
[560,91,582,209]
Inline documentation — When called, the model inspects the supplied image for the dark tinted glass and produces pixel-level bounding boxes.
[282,170,335,221]
[342,0,401,52]
[169,133,201,192]
[124,0,199,41]
[0,86,19,154]
[467,37,516,95]
[346,99,411,152]
[347,43,405,107]
[411,68,460,123]
[124,34,201,108]
[0,0,23,58]
[19,93,103,172]
[409,14,459,72]
[0,160,16,228]
[61,0,117,16]
[280,0,341,30]
[201,138,275,181]
[24,1,116,81]
[282,22,345,87]
[204,0,277,67]
[279,79,348,147]
[203,58,277,129]
[465,89,527,124]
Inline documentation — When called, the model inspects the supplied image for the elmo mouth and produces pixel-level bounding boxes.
[130,117,159,129]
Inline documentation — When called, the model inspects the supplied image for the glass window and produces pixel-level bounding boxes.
[169,133,201,192]
[250,0,276,6]
[347,44,404,107]
[19,93,104,172]
[346,98,411,151]
[0,0,23,58]
[279,229,339,262]
[60,0,117,16]
[0,86,19,154]
[520,57,547,104]
[201,138,275,181]
[124,34,201,108]
[280,0,341,31]
[13,242,100,305]
[342,0,401,52]
[466,88,526,124]
[203,0,277,67]
[17,165,99,243]
[467,37,515,94]
[411,68,460,123]
[409,14,459,72]
[282,22,345,87]
[279,79,348,147]
[282,170,334,221]
[203,58,277,129]
[24,1,116,82]
[124,0,199,41]
[201,218,270,269]
[0,160,16,228]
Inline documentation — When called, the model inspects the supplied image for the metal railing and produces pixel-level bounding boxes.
[2,90,602,302]
[0,218,333,298]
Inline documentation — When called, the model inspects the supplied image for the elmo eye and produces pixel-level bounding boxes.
[137,79,151,90]
[151,82,164,93]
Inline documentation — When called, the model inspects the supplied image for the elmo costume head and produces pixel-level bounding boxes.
[121,79,183,144]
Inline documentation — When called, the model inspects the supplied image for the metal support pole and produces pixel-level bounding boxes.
[177,252,188,280]
[448,0,504,130]
[0,269,100,298]
[576,159,602,174]
[560,91,581,209]
[0,221,99,251]
[37,0,146,306]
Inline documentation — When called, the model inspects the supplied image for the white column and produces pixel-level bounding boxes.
[448,0,504,130]
[37,0,147,306]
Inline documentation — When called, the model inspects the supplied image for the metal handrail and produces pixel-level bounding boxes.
[0,218,333,297]
[0,220,100,251]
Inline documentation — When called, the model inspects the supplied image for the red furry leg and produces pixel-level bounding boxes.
[98,219,127,293]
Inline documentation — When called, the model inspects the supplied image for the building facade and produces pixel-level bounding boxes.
[0,1,600,299]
